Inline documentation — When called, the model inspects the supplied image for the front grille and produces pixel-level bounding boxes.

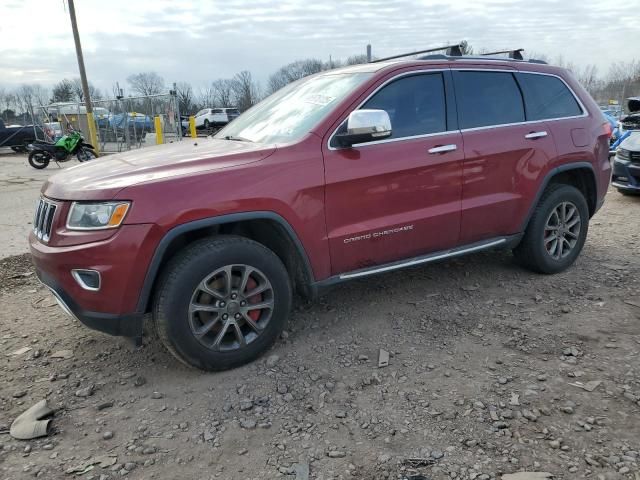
[33,198,57,242]
[618,148,630,161]
[630,151,640,165]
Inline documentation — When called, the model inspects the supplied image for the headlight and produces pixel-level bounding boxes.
[67,201,130,230]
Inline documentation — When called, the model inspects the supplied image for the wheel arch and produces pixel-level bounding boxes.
[521,162,598,232]
[136,212,315,313]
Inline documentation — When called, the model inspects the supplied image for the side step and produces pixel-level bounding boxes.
[309,235,520,297]
[339,237,508,280]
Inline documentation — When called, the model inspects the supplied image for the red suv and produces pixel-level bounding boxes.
[30,54,611,370]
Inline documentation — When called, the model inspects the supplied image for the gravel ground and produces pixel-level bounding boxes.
[0,186,639,480]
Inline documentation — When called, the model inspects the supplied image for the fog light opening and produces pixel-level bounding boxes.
[71,269,101,291]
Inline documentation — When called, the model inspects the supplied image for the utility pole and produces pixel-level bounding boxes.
[67,0,99,154]
[366,44,372,62]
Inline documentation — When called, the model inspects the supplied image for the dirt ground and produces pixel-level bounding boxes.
[0,149,69,258]
[0,166,639,479]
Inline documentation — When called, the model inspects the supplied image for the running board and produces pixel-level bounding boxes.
[339,237,508,280]
[308,235,520,298]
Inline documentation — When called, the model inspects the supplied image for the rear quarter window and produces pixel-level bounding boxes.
[517,73,583,121]
[453,71,525,129]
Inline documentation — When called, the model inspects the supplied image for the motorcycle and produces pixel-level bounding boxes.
[27,128,97,169]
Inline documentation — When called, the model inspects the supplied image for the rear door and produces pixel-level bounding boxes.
[323,70,464,274]
[452,69,558,244]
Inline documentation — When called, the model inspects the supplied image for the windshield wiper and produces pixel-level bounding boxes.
[223,135,253,142]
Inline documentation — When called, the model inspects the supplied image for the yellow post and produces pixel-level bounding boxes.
[154,116,164,144]
[189,116,197,138]
[85,111,100,155]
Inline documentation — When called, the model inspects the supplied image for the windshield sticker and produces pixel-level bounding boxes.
[303,94,335,106]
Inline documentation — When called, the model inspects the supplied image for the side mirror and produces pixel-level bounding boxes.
[334,109,392,147]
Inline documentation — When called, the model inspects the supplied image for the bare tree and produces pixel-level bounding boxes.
[459,40,473,55]
[126,72,165,96]
[14,84,48,122]
[51,79,74,103]
[231,71,260,111]
[211,79,235,107]
[71,78,102,103]
[267,59,323,93]
[175,81,194,114]
[111,82,125,99]
[345,54,369,65]
[575,64,600,95]
[197,85,215,110]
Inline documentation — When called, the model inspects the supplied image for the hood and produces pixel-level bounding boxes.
[620,131,640,152]
[43,138,276,200]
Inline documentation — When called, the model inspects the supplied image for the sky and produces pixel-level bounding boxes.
[1,0,639,95]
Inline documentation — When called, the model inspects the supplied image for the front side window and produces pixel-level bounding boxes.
[518,73,583,120]
[362,73,447,139]
[453,71,525,129]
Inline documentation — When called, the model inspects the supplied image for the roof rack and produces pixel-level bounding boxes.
[370,44,463,63]
[481,48,525,60]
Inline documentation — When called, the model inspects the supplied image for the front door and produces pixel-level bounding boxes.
[322,71,464,275]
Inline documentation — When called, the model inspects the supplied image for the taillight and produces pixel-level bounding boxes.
[602,122,613,138]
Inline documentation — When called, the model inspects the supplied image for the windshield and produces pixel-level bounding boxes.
[215,72,372,144]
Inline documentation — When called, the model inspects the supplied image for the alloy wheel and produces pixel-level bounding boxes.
[188,264,274,351]
[543,201,581,260]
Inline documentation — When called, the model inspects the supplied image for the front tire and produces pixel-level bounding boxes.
[203,119,210,129]
[153,236,292,371]
[28,150,51,169]
[76,147,97,162]
[513,184,589,274]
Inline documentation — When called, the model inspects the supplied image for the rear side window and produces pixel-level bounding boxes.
[517,73,583,120]
[453,71,525,129]
[212,109,223,114]
[362,73,447,139]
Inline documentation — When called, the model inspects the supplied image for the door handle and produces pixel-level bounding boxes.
[428,144,457,154]
[524,131,548,139]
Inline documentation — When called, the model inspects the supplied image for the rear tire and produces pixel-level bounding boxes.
[153,236,292,371]
[513,184,589,274]
[28,150,50,169]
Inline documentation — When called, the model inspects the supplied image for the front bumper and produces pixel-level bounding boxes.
[612,155,640,192]
[36,269,143,337]
[29,223,159,338]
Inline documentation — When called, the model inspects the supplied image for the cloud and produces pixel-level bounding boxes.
[0,0,638,94]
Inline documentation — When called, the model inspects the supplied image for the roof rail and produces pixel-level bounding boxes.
[481,48,525,60]
[371,44,463,63]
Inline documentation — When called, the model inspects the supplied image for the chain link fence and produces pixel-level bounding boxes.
[31,93,182,153]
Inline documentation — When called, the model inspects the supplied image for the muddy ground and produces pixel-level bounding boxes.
[0,179,639,480]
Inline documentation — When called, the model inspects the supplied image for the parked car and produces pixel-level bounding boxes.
[194,107,240,129]
[30,54,611,371]
[612,132,640,195]
[0,119,40,152]
[617,97,640,138]
[96,112,154,141]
